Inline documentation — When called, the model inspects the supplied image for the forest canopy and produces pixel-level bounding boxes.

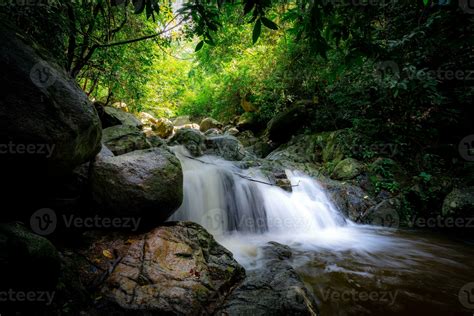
[3,0,473,149]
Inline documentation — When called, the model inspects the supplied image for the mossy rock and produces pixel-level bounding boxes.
[102,125,150,156]
[0,223,60,290]
[331,158,364,180]
[442,187,474,217]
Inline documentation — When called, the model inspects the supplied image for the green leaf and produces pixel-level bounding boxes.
[195,41,204,52]
[261,17,278,30]
[252,19,262,44]
[423,0,429,5]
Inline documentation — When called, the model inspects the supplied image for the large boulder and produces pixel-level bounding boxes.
[218,242,319,316]
[84,222,245,314]
[174,123,200,131]
[90,147,183,224]
[102,106,143,129]
[205,135,246,161]
[323,178,376,221]
[267,103,311,143]
[236,113,265,133]
[0,223,60,290]
[361,198,401,228]
[442,187,474,217]
[0,21,102,174]
[101,125,150,156]
[168,128,206,156]
[200,117,223,132]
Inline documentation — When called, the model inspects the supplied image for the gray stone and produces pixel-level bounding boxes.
[91,147,183,224]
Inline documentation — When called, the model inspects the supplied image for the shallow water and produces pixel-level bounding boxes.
[170,146,474,315]
[219,228,474,315]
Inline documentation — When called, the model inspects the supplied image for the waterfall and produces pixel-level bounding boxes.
[169,146,347,238]
[169,146,437,269]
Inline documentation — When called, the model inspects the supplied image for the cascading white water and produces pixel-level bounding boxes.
[170,146,474,314]
[170,146,346,238]
[170,146,441,265]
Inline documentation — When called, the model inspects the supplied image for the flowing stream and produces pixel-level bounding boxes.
[170,146,474,315]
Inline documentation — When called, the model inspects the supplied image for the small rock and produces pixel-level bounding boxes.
[172,115,192,126]
[152,117,174,139]
[102,106,143,129]
[137,111,158,127]
[226,127,240,136]
[200,117,223,132]
[205,135,246,161]
[204,128,223,136]
[169,128,207,156]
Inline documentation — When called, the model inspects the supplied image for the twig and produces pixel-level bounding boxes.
[90,253,123,290]
[181,154,300,187]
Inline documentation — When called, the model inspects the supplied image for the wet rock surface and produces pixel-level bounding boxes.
[81,222,245,315]
[90,147,183,225]
[218,242,319,316]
